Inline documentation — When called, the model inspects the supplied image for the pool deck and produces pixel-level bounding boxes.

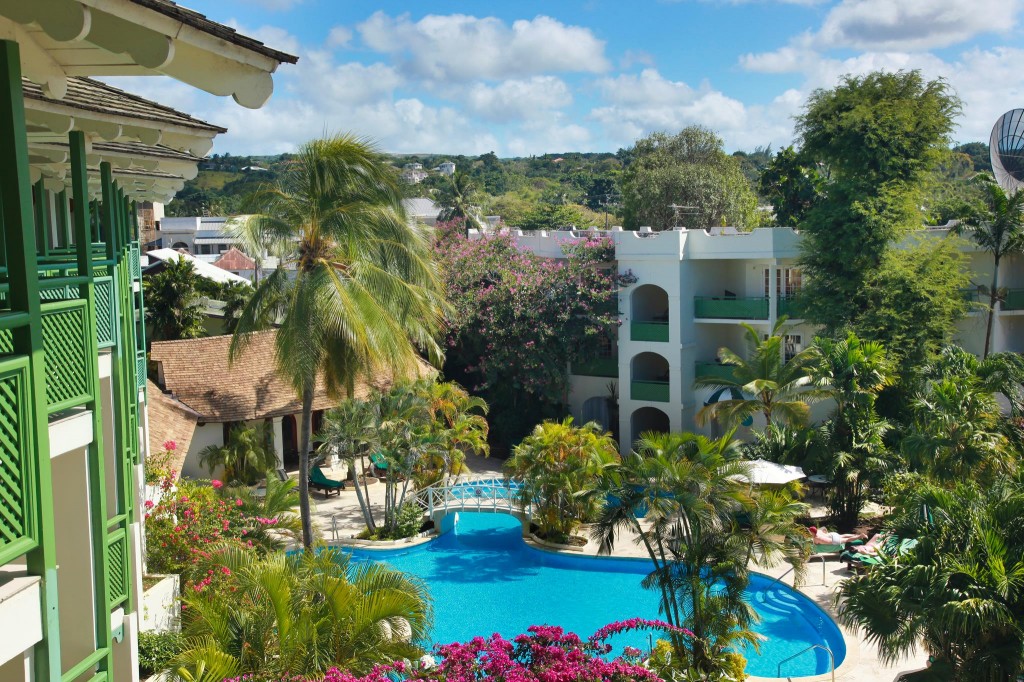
[307,455,926,682]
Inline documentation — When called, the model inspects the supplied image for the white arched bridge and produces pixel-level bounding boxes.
[415,475,532,532]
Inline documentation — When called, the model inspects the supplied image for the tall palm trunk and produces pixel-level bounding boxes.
[349,456,376,531]
[298,382,314,548]
[984,255,1000,359]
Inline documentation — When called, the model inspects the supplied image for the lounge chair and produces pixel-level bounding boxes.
[369,453,390,478]
[842,537,917,573]
[309,466,346,497]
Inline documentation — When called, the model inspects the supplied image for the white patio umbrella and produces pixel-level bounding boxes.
[732,459,806,486]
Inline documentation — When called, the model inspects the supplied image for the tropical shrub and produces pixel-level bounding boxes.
[199,421,277,485]
[505,417,619,542]
[144,476,300,587]
[171,549,431,680]
[146,440,179,484]
[138,631,185,677]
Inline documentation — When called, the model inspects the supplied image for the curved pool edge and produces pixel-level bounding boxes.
[323,521,852,679]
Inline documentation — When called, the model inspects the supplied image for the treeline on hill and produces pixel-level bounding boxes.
[165,141,994,229]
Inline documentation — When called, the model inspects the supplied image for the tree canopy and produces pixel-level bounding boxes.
[619,127,758,230]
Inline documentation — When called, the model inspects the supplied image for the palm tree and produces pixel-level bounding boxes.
[953,174,1024,358]
[696,320,820,429]
[217,281,252,335]
[198,422,277,485]
[902,377,1012,485]
[231,135,446,548]
[318,397,380,532]
[144,257,206,342]
[593,431,763,674]
[436,171,483,233]
[505,417,619,541]
[227,475,303,548]
[226,208,289,285]
[420,380,489,485]
[837,481,1024,680]
[741,489,809,576]
[172,548,432,679]
[809,332,895,528]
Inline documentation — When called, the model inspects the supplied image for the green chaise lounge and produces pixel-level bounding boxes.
[310,466,346,497]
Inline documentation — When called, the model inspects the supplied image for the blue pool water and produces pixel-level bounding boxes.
[344,512,845,678]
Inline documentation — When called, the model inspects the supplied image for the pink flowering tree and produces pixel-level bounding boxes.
[434,221,618,443]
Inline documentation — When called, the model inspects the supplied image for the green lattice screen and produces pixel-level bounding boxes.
[107,530,129,607]
[130,247,141,280]
[0,359,35,565]
[40,300,91,413]
[94,277,115,349]
[0,328,11,355]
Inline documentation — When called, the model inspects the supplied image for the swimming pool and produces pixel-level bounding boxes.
[344,512,845,678]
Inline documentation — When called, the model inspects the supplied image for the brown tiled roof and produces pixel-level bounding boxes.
[129,0,299,64]
[23,77,227,133]
[146,380,198,478]
[150,331,431,422]
[213,247,256,272]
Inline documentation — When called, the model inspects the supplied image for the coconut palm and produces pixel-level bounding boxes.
[505,417,619,541]
[436,170,483,232]
[230,135,446,548]
[419,380,489,485]
[172,547,431,680]
[837,481,1024,680]
[696,319,820,429]
[741,488,809,575]
[225,208,290,285]
[144,257,205,342]
[952,174,1024,358]
[198,422,277,485]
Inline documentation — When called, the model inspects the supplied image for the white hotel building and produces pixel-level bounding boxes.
[473,226,1024,450]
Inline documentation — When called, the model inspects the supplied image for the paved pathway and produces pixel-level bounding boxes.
[304,455,924,682]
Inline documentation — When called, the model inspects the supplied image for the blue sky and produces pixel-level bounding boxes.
[113,0,1024,156]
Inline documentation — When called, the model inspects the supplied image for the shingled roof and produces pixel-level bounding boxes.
[146,380,199,478]
[23,77,227,133]
[150,331,431,422]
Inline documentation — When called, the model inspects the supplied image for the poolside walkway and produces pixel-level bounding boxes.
[305,455,925,682]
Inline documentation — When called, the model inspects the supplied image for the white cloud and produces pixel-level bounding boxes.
[248,0,303,10]
[356,12,610,81]
[326,26,353,49]
[817,0,1020,51]
[590,69,796,151]
[463,77,572,123]
[295,53,403,107]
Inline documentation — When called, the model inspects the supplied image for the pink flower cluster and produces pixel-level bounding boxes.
[224,620,686,682]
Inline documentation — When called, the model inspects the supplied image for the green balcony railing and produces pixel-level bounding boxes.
[0,356,35,565]
[694,297,769,320]
[1003,289,1024,311]
[777,296,804,319]
[631,380,670,402]
[95,276,115,348]
[574,357,618,377]
[695,361,737,383]
[631,320,669,342]
[41,298,91,414]
[961,288,985,304]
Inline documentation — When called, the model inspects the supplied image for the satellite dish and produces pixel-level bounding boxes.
[990,109,1024,192]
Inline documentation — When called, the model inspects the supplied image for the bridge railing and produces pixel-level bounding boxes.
[415,475,530,519]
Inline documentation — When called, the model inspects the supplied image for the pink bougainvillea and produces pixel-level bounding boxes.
[221,620,685,682]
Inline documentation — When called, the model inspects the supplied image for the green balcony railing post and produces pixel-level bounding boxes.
[574,357,618,377]
[630,320,670,342]
[695,361,738,383]
[0,38,63,682]
[631,380,670,402]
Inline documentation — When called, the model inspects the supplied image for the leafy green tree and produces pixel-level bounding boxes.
[854,236,970,374]
[952,174,1024,358]
[198,422,277,485]
[837,481,1024,680]
[418,380,489,487]
[518,202,584,231]
[796,71,962,334]
[217,281,252,335]
[757,146,824,227]
[172,548,431,679]
[695,320,820,429]
[144,257,206,342]
[620,127,758,230]
[505,417,619,542]
[231,135,446,548]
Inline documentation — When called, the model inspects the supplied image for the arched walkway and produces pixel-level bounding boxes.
[630,284,669,342]
[631,351,670,403]
[631,406,670,445]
